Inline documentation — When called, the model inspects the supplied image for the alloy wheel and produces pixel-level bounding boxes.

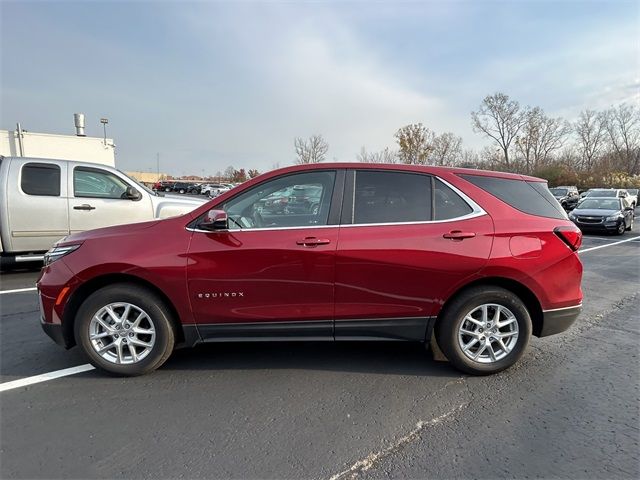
[457,303,519,364]
[89,302,156,364]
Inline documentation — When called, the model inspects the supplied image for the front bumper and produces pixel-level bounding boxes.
[40,317,69,348]
[539,304,582,337]
[571,219,622,232]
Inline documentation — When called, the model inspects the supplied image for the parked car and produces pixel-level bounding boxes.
[549,186,579,210]
[201,183,231,198]
[623,188,638,208]
[38,163,583,377]
[0,156,205,266]
[579,188,633,208]
[569,197,634,235]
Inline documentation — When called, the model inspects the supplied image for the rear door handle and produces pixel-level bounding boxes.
[296,237,331,247]
[443,230,476,240]
[73,204,96,211]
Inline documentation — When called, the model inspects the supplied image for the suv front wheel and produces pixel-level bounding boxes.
[74,284,175,376]
[436,286,532,375]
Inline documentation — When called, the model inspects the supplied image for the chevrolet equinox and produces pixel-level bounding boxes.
[38,164,583,376]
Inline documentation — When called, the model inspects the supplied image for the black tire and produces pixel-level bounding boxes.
[436,286,532,375]
[74,283,176,376]
[616,221,625,235]
[164,187,171,192]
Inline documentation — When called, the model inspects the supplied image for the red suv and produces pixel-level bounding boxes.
[38,164,583,376]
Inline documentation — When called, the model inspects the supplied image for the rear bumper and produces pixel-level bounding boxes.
[539,304,582,337]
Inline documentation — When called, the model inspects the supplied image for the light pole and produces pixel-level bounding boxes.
[100,118,109,145]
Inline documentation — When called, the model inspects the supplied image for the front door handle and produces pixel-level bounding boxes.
[73,204,96,211]
[296,237,331,247]
[443,230,476,240]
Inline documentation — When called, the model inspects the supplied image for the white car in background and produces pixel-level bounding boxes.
[201,183,232,198]
[624,188,638,208]
[0,156,206,266]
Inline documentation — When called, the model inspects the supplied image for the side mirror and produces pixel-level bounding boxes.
[124,186,142,201]
[198,209,228,231]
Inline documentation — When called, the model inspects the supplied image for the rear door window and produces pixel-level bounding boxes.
[21,163,61,196]
[460,174,567,220]
[352,171,432,224]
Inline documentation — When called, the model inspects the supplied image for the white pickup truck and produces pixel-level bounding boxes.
[0,156,206,266]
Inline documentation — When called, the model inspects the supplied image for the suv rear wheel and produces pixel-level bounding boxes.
[436,286,532,375]
[74,284,175,376]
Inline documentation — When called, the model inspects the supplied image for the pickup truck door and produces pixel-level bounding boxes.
[68,165,153,234]
[5,159,69,252]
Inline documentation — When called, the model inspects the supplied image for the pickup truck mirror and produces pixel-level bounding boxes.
[123,186,142,201]
[198,209,228,231]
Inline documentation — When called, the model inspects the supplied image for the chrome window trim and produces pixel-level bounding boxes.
[188,173,487,233]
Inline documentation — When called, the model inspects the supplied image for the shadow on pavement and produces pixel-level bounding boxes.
[162,340,458,378]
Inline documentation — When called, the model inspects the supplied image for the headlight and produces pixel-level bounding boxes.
[605,215,622,222]
[44,244,82,265]
[569,212,576,219]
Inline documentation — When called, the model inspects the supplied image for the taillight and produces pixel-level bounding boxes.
[554,226,582,251]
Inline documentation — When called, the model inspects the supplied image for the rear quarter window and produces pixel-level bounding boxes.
[460,174,567,220]
[21,163,61,196]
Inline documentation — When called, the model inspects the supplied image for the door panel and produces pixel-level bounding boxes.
[68,166,152,233]
[186,169,343,339]
[334,215,494,321]
[187,227,338,330]
[8,160,69,252]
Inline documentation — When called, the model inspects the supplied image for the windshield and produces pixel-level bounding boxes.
[628,189,638,195]
[586,190,616,198]
[118,170,157,196]
[550,188,568,196]
[578,199,621,210]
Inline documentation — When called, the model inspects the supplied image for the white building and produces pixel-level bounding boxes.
[0,114,115,166]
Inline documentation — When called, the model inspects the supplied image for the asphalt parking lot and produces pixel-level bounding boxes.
[1,220,639,479]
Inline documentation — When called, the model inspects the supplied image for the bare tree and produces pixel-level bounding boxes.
[394,123,435,164]
[574,109,607,171]
[431,132,463,166]
[471,93,528,167]
[357,146,398,163]
[602,103,640,174]
[294,135,329,164]
[516,107,570,172]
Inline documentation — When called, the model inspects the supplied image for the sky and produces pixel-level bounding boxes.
[1,0,638,176]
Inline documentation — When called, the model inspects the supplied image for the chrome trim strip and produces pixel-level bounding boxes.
[15,255,45,262]
[542,303,582,313]
[339,211,487,228]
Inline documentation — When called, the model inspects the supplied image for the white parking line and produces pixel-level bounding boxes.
[0,287,37,295]
[0,364,95,393]
[579,236,640,253]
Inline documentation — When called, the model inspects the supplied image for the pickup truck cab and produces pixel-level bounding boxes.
[0,156,205,265]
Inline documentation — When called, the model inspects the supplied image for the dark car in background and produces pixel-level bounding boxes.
[569,197,634,235]
[550,186,579,210]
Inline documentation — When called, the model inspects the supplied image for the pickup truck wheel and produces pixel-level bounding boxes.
[436,286,531,375]
[164,187,171,192]
[74,284,175,376]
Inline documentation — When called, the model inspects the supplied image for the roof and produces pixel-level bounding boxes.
[265,162,545,182]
